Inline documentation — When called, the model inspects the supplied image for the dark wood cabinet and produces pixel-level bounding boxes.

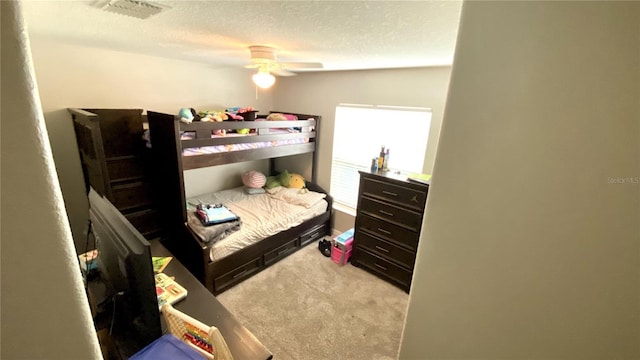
[351,171,428,292]
[70,108,163,240]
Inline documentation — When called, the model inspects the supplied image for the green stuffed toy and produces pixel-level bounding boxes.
[265,170,308,193]
[265,170,291,189]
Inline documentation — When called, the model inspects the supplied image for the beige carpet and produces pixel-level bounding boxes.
[216,237,409,360]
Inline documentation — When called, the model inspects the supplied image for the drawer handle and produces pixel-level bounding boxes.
[377,227,391,235]
[374,263,387,271]
[232,270,248,279]
[379,209,394,217]
[375,246,389,253]
[277,247,290,256]
[382,190,398,197]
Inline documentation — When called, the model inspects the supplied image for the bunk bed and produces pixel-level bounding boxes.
[146,111,333,295]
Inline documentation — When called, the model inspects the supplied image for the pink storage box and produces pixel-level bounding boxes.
[331,237,353,265]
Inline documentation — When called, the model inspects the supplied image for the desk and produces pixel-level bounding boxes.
[90,239,272,360]
[152,239,272,360]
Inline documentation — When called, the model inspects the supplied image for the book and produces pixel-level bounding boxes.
[152,256,172,273]
[155,273,188,310]
[78,249,99,274]
[195,204,239,226]
[335,228,355,245]
[408,173,432,185]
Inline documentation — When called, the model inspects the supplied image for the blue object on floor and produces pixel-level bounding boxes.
[130,334,205,360]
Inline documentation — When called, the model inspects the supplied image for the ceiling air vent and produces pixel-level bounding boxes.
[101,0,168,19]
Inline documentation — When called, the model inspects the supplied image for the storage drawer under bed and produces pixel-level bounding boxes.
[212,257,262,293]
[300,223,328,246]
[265,238,298,265]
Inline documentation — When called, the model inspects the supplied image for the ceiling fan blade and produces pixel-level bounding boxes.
[272,69,296,77]
[281,62,324,69]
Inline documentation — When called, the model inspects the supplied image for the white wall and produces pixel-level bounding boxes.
[28,36,274,250]
[400,1,640,359]
[274,67,452,232]
[1,2,101,358]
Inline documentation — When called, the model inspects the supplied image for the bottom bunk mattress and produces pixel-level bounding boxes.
[185,186,328,262]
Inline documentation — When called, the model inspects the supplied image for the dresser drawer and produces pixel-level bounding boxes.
[361,177,426,211]
[359,197,423,232]
[355,214,419,250]
[354,249,412,289]
[355,231,416,269]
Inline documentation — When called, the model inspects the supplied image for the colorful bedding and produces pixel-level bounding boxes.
[180,128,308,156]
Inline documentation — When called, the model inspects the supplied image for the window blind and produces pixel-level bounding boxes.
[330,105,432,209]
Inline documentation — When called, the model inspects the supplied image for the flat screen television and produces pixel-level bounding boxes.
[89,188,162,355]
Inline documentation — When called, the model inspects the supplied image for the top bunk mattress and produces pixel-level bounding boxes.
[185,186,328,262]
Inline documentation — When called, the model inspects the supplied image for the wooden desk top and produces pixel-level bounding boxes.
[152,239,273,360]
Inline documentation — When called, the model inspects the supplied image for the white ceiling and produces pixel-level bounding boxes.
[22,0,463,72]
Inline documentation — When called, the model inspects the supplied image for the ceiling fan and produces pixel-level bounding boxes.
[246,45,323,88]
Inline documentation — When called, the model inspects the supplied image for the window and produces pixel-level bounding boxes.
[330,104,432,210]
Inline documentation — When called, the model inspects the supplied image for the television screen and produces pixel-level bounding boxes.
[89,188,162,355]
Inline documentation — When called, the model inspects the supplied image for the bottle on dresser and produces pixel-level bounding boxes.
[382,148,390,171]
[378,146,385,170]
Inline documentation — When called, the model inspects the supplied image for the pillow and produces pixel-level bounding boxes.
[244,187,266,195]
[242,170,266,189]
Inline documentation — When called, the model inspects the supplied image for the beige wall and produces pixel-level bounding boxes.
[28,36,274,250]
[400,1,640,359]
[273,67,452,232]
[1,2,101,357]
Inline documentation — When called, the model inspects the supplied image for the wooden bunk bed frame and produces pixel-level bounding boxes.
[147,111,333,295]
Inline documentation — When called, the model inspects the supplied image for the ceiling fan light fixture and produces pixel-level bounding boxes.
[252,70,275,89]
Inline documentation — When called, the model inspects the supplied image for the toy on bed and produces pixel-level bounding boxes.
[226,107,256,134]
[227,107,257,121]
[199,110,228,122]
[265,169,307,193]
[179,108,200,124]
[266,113,298,121]
[242,170,266,194]
[189,110,227,135]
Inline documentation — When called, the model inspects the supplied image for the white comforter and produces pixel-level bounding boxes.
[186,186,328,262]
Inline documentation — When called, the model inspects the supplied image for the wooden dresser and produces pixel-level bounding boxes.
[69,108,163,240]
[351,171,429,292]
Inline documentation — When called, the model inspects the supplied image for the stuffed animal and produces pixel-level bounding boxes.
[265,170,290,189]
[179,108,203,123]
[288,173,305,189]
[198,110,227,135]
[266,113,287,121]
[199,111,228,122]
[264,170,306,190]
[179,108,194,124]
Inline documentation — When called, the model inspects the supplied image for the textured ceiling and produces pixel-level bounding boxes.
[22,0,463,72]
